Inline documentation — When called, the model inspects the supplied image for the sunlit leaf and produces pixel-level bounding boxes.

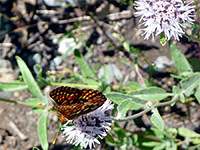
[16,56,44,100]
[38,114,49,150]
[128,87,168,101]
[151,108,165,131]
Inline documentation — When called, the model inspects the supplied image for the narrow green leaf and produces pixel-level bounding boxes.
[16,56,44,100]
[106,133,115,143]
[150,108,165,131]
[142,141,161,147]
[123,41,130,52]
[117,98,133,118]
[106,92,144,107]
[126,82,143,90]
[180,93,185,103]
[160,33,167,46]
[26,98,45,114]
[82,78,99,85]
[180,73,200,96]
[33,64,42,80]
[0,82,27,91]
[195,86,200,104]
[38,114,49,150]
[153,143,167,150]
[169,42,193,75]
[128,87,168,101]
[74,50,96,78]
[178,128,200,138]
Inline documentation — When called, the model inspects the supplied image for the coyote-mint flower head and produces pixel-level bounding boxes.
[62,100,114,149]
[135,0,195,41]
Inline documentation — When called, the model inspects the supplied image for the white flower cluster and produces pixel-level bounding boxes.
[135,0,195,41]
[62,100,114,149]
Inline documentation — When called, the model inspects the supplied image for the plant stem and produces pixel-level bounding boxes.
[114,94,179,122]
[0,98,42,108]
[50,82,133,90]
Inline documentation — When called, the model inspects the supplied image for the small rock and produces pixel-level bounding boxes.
[32,53,42,64]
[43,0,66,7]
[98,63,122,84]
[50,56,62,68]
[0,59,10,68]
[58,38,76,57]
[28,53,42,67]
[143,56,174,76]
[154,56,174,72]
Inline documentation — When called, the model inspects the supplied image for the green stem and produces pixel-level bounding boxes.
[50,82,133,90]
[184,33,200,43]
[114,94,179,122]
[0,98,41,108]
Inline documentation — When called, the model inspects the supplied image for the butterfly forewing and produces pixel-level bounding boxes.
[50,86,82,105]
[50,86,107,120]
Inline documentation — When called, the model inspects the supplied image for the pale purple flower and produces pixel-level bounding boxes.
[62,99,114,149]
[135,0,195,41]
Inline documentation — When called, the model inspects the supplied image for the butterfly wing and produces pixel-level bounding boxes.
[52,97,106,120]
[50,86,82,105]
[50,86,106,106]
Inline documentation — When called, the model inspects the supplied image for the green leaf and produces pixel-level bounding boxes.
[74,49,96,78]
[26,98,45,114]
[128,87,168,101]
[123,40,130,52]
[142,141,161,147]
[180,73,200,96]
[38,114,49,150]
[34,64,42,80]
[106,133,115,143]
[126,82,143,90]
[195,85,200,104]
[0,82,27,91]
[169,42,193,75]
[117,98,133,118]
[82,78,99,85]
[178,128,200,138]
[179,93,185,103]
[106,92,144,107]
[150,108,165,131]
[160,33,167,46]
[16,56,44,100]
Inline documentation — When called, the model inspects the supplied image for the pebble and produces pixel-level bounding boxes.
[98,63,122,84]
[50,56,62,68]
[58,38,76,57]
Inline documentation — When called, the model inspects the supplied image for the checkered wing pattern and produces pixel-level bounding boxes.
[50,86,106,120]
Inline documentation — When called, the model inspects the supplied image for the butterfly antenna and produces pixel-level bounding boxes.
[53,121,62,144]
[38,103,61,118]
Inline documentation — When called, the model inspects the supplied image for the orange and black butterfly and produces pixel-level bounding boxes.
[49,86,106,121]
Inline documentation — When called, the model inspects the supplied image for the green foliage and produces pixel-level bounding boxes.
[151,108,165,131]
[26,98,46,114]
[127,87,169,101]
[180,73,200,96]
[169,42,193,76]
[160,33,167,46]
[0,82,27,91]
[16,56,44,100]
[74,49,96,78]
[38,114,49,150]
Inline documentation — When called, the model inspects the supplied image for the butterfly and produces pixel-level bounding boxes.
[49,86,107,121]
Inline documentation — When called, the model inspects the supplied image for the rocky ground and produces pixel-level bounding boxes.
[0,0,200,150]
